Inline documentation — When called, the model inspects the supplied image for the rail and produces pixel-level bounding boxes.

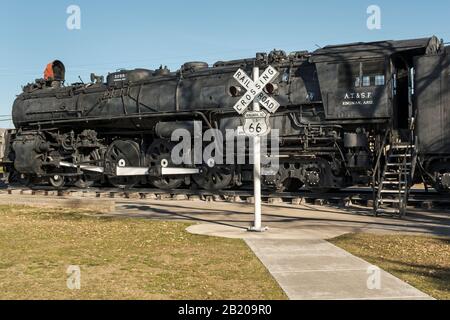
[1,184,450,210]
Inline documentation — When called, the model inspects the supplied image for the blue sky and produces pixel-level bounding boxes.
[0,0,449,127]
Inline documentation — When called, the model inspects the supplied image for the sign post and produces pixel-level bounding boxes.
[250,66,264,232]
[232,65,279,232]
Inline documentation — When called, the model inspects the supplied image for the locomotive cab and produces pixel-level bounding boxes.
[312,37,442,131]
[389,36,442,139]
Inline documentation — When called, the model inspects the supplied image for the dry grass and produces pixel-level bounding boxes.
[0,205,286,300]
[330,233,450,300]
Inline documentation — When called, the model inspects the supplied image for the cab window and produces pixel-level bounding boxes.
[339,60,385,88]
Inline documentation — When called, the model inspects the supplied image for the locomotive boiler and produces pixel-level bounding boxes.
[2,36,450,215]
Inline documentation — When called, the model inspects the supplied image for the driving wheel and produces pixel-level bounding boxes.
[74,150,102,188]
[105,140,141,189]
[193,164,234,190]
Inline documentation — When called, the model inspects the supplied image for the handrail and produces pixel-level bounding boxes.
[372,128,391,212]
[399,149,408,216]
[399,114,417,217]
[372,128,391,183]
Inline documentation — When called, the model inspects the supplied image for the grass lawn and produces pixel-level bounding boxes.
[0,205,286,300]
[330,233,450,300]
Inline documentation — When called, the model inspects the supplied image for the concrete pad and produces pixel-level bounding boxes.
[186,224,347,240]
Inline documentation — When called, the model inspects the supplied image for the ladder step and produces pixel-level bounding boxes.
[389,154,412,158]
[392,144,414,149]
[384,172,409,176]
[376,208,400,214]
[377,198,401,203]
[382,181,405,185]
[380,190,406,194]
[387,163,412,167]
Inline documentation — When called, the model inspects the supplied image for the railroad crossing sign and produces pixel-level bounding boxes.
[243,110,270,137]
[231,66,280,233]
[233,66,280,115]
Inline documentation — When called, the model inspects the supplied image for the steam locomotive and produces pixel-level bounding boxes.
[2,36,450,202]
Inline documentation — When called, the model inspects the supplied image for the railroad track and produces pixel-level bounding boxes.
[1,183,449,210]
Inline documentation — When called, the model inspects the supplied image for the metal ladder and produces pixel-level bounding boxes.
[373,67,419,217]
[374,142,417,217]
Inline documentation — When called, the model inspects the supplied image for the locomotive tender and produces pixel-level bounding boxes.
[2,36,450,210]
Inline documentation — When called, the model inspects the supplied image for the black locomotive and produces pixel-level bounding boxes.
[2,36,450,214]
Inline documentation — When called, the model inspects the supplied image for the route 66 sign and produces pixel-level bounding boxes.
[242,110,271,137]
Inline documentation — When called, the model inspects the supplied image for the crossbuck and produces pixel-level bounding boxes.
[232,66,280,115]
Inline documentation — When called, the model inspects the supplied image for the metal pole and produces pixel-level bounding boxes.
[249,66,266,232]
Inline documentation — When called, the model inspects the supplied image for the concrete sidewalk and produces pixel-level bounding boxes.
[245,238,432,300]
[187,224,433,300]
